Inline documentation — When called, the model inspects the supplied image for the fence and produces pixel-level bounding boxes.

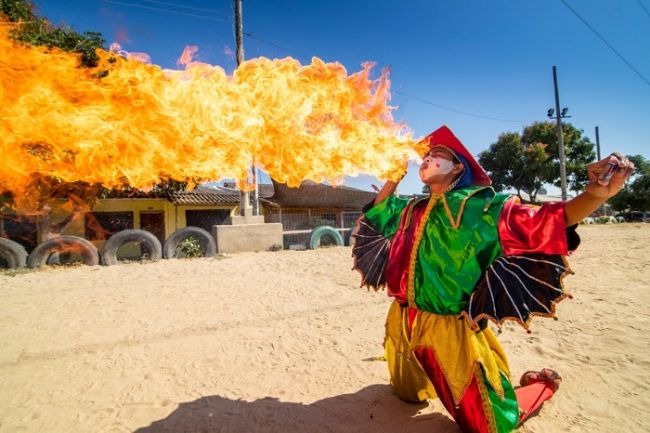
[264,208,362,249]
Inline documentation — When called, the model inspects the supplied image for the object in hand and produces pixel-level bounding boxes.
[597,161,618,186]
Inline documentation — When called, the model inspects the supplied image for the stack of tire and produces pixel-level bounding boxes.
[2,225,353,270]
[0,226,216,270]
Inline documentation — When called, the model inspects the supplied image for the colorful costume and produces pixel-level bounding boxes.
[352,126,578,433]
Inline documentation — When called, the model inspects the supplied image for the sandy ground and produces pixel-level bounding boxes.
[1,224,649,433]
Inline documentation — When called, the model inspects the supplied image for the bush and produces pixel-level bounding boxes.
[597,216,616,224]
[177,236,203,258]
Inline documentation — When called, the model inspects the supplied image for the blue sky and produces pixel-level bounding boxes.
[38,0,650,195]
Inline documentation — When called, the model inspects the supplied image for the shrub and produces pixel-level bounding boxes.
[597,216,616,224]
[177,236,203,258]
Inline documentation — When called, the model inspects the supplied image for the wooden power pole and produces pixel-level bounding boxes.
[595,126,601,161]
[234,0,259,216]
[552,66,568,201]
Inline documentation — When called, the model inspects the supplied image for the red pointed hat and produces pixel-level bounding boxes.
[421,125,492,186]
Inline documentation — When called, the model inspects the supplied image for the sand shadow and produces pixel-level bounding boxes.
[133,384,460,433]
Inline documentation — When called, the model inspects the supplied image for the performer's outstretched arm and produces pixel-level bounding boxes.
[373,180,400,205]
[373,165,408,205]
[564,154,634,227]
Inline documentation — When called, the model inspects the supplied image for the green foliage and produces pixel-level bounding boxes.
[0,2,188,214]
[1,0,105,67]
[479,121,596,202]
[177,236,203,258]
[608,155,650,214]
[520,122,595,192]
[0,0,31,21]
[478,130,549,202]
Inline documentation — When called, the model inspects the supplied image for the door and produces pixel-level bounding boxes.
[140,212,165,245]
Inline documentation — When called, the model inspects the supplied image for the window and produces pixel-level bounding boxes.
[311,211,337,228]
[85,212,133,241]
[341,211,361,228]
[185,209,231,233]
[0,214,37,252]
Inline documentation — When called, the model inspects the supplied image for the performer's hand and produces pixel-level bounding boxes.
[374,162,408,205]
[585,152,634,199]
[396,161,408,183]
[382,160,408,184]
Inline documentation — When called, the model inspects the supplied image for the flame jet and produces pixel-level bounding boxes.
[0,27,425,210]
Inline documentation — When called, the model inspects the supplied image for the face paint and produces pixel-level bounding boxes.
[422,155,455,175]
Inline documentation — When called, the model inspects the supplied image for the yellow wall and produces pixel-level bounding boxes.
[53,198,237,250]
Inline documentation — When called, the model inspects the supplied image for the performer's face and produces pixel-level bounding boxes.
[419,146,464,187]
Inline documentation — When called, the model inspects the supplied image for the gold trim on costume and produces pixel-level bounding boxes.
[406,193,440,306]
[475,366,499,433]
[403,196,429,230]
[441,186,490,230]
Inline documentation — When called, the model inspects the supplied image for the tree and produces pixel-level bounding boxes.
[1,1,188,245]
[1,0,105,67]
[1,1,108,240]
[520,121,595,193]
[479,122,596,202]
[478,131,549,202]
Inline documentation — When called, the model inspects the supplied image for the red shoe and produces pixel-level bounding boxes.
[519,368,562,391]
[516,368,562,425]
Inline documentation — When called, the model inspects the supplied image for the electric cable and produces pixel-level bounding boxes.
[559,0,650,87]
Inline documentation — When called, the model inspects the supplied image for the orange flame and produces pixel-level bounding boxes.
[0,26,425,210]
[177,45,199,66]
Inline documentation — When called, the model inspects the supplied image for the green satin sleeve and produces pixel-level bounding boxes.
[364,195,410,238]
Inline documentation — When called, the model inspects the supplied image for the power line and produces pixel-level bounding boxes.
[137,0,228,15]
[394,90,532,124]
[637,0,650,19]
[241,32,531,124]
[559,0,650,87]
[102,0,224,22]
[243,31,312,60]
[95,2,547,124]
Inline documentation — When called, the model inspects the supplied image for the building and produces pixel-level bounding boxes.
[262,180,377,248]
[1,181,377,256]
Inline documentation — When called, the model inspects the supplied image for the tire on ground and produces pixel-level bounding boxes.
[309,226,344,249]
[343,228,358,247]
[27,236,99,268]
[0,237,28,269]
[100,229,163,266]
[163,226,216,259]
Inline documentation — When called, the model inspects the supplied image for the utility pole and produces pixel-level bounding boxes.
[552,66,568,201]
[595,126,601,161]
[234,0,258,216]
[235,0,243,66]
